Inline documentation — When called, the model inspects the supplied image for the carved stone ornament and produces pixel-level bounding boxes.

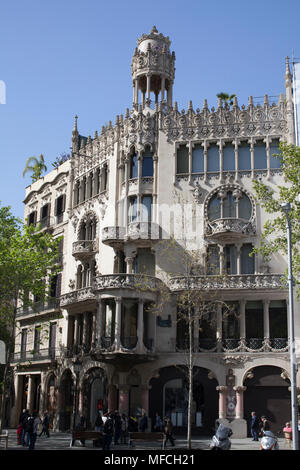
[223,355,247,365]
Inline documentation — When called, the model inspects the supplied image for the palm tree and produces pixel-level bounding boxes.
[216,92,236,107]
[23,154,47,182]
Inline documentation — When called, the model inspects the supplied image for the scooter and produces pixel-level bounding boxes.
[260,431,279,450]
[210,423,233,450]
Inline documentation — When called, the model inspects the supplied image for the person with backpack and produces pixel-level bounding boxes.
[27,411,41,450]
[20,409,30,446]
[102,413,114,450]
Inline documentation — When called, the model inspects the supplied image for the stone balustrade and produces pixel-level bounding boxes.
[169,274,286,291]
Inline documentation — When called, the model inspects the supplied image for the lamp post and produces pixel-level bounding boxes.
[72,357,81,430]
[281,202,299,450]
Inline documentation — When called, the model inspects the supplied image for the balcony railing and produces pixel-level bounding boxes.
[205,217,256,240]
[11,348,57,363]
[94,273,164,292]
[72,240,98,259]
[16,299,60,317]
[169,274,286,291]
[175,337,288,353]
[60,287,95,307]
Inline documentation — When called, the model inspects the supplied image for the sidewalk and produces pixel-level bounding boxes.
[0,430,289,451]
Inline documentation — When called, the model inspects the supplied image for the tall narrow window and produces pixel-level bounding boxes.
[254,141,267,169]
[192,144,204,173]
[223,192,236,218]
[177,144,189,174]
[28,211,37,226]
[241,244,255,274]
[55,195,65,223]
[224,245,237,274]
[223,143,235,171]
[141,195,152,222]
[207,245,220,275]
[142,147,154,177]
[238,142,251,170]
[207,144,219,172]
[208,194,221,221]
[130,153,138,178]
[128,196,138,223]
[270,139,282,169]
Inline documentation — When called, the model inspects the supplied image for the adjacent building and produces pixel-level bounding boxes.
[9,27,299,437]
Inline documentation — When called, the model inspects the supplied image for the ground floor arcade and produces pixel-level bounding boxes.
[9,355,294,437]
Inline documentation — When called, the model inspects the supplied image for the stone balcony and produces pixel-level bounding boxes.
[169,274,286,292]
[72,240,98,260]
[94,273,164,299]
[101,222,160,247]
[205,217,256,241]
[60,287,95,308]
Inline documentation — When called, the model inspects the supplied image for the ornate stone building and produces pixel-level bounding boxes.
[10,27,299,437]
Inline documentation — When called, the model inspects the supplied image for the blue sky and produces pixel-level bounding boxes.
[1,0,299,219]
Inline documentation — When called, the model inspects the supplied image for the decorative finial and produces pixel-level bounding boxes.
[74,114,78,131]
[151,26,158,33]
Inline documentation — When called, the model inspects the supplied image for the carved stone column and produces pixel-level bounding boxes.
[263,299,270,342]
[27,375,34,413]
[96,300,105,347]
[114,297,122,350]
[233,386,247,419]
[216,386,228,420]
[136,299,144,353]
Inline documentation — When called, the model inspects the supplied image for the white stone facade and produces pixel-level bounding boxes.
[10,27,299,437]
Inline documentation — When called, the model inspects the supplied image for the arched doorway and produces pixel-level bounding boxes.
[149,366,218,435]
[59,370,74,431]
[244,366,291,434]
[82,368,108,429]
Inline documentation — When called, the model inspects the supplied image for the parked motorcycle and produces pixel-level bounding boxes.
[210,423,233,450]
[260,430,279,450]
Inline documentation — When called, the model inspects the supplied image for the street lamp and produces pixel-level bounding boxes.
[72,357,82,430]
[281,202,299,450]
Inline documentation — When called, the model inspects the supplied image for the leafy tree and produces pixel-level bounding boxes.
[22,154,47,182]
[216,92,236,107]
[0,204,61,432]
[51,152,71,169]
[252,142,300,295]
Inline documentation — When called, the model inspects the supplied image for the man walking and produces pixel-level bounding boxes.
[250,411,259,441]
[39,410,50,437]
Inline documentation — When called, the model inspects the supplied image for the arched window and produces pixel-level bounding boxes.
[207,189,252,222]
[130,151,138,179]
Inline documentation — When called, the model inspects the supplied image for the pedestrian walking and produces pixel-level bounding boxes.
[163,417,175,447]
[250,411,259,441]
[113,411,122,445]
[154,412,163,432]
[20,409,30,446]
[28,411,41,450]
[259,416,270,437]
[39,410,50,437]
[120,413,128,444]
[94,410,103,432]
[102,413,114,450]
[139,411,148,432]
